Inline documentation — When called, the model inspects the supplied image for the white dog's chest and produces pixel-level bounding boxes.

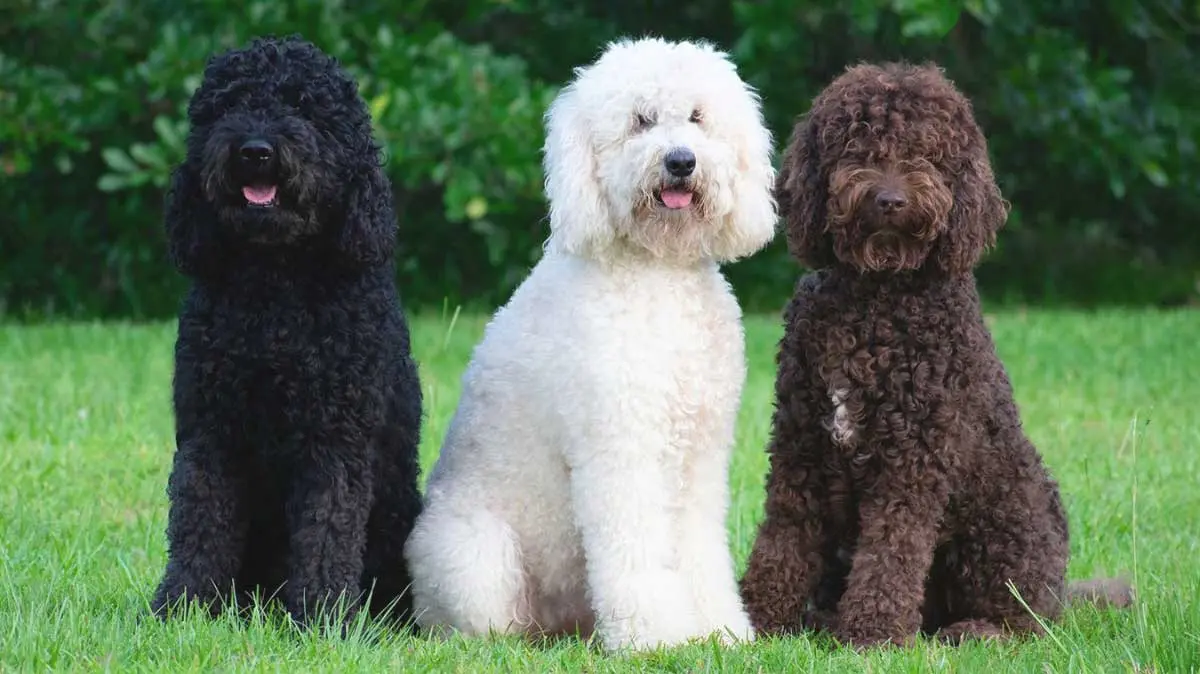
[651,312,745,454]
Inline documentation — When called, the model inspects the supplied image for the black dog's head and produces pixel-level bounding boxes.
[166,35,395,276]
[778,62,1009,276]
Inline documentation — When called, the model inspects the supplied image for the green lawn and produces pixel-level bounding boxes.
[1,308,1197,672]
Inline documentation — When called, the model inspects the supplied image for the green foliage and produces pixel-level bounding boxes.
[1,0,1197,317]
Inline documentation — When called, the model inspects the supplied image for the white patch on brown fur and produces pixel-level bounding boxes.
[829,388,855,446]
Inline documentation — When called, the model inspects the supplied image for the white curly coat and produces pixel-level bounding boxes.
[403,37,777,652]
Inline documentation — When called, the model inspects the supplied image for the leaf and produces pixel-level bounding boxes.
[897,0,963,38]
[847,0,881,33]
[1108,175,1126,199]
[153,115,182,148]
[962,0,999,23]
[97,173,131,192]
[465,196,488,220]
[93,78,119,94]
[369,92,391,121]
[377,24,394,50]
[1140,161,1169,188]
[129,143,165,168]
[101,147,138,174]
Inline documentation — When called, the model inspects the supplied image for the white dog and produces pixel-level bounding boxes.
[403,36,777,652]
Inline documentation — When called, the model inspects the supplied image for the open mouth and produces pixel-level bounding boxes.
[656,188,694,210]
[242,184,278,208]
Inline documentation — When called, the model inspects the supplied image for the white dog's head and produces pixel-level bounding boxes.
[542,37,777,264]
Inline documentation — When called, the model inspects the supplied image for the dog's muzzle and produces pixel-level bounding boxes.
[657,146,697,209]
[236,138,279,207]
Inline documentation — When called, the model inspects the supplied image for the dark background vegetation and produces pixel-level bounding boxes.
[2,0,1197,318]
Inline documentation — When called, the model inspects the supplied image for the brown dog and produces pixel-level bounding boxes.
[739,62,1132,647]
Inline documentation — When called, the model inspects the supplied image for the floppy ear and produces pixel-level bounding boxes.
[542,75,613,256]
[163,161,224,278]
[931,132,1009,276]
[713,85,778,262]
[780,115,837,269]
[335,162,397,268]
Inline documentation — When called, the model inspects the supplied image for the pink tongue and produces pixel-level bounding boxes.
[243,185,277,204]
[661,190,693,209]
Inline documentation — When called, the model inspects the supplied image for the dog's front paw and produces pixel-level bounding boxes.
[802,607,838,633]
[690,581,756,645]
[602,624,695,652]
[285,590,361,636]
[832,616,915,650]
[700,610,755,645]
[149,588,179,620]
[150,579,225,620]
[596,571,699,652]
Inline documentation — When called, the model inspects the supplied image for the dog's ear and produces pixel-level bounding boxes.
[335,161,397,268]
[712,86,778,263]
[164,161,224,277]
[780,116,837,269]
[931,131,1009,275]
[542,78,613,256]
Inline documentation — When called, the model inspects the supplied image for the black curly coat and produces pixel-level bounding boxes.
[150,36,423,629]
[739,62,1131,647]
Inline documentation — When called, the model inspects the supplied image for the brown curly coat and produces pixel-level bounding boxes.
[739,62,1131,647]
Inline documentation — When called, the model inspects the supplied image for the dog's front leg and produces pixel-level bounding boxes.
[567,433,699,652]
[679,433,754,644]
[833,471,949,648]
[284,447,373,632]
[151,432,248,619]
[739,369,834,637]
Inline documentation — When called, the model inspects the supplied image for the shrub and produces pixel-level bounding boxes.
[1,0,1195,318]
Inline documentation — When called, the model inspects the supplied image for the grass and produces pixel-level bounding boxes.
[1,307,1198,672]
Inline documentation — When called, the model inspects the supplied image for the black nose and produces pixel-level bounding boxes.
[875,189,907,212]
[664,147,696,178]
[239,139,274,166]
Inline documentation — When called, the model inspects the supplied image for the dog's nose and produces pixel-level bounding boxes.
[875,189,907,212]
[664,147,696,178]
[239,139,274,166]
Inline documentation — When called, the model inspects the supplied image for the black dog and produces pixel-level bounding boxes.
[150,36,423,630]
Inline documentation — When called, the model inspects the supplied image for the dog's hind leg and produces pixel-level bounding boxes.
[361,479,423,625]
[404,503,532,638]
[935,483,1070,643]
[361,404,425,626]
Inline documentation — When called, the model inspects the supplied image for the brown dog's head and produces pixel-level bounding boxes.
[778,62,1009,275]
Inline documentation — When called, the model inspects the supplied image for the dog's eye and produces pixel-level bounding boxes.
[634,112,655,130]
[689,108,703,124]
